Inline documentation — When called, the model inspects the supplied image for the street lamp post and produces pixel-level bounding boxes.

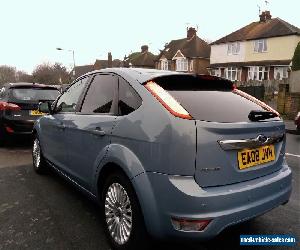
[56,47,76,77]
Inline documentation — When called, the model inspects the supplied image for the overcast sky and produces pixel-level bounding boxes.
[0,0,299,74]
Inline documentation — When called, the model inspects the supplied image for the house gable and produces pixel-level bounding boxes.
[172,50,186,60]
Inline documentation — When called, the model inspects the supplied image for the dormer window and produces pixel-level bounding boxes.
[176,58,188,72]
[254,39,267,53]
[227,42,240,55]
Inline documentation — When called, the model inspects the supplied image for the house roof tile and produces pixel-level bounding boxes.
[157,35,210,61]
[212,18,300,45]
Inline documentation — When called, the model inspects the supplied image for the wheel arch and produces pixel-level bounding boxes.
[94,143,146,198]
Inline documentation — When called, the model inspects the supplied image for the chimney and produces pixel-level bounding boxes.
[259,11,272,22]
[141,45,148,53]
[108,52,112,68]
[187,27,197,40]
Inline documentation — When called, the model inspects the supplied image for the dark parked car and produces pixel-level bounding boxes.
[295,112,300,132]
[33,68,292,250]
[0,82,60,145]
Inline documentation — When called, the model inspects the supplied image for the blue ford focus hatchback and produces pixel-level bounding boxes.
[33,68,292,249]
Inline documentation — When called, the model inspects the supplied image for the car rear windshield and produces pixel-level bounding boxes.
[10,87,60,102]
[152,75,280,123]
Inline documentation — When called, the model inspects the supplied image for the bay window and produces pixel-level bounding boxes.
[248,66,269,81]
[225,67,240,81]
[176,58,188,72]
[274,67,289,80]
[160,59,169,70]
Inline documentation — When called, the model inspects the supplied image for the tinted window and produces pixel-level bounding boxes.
[55,77,88,113]
[81,74,117,114]
[153,75,279,123]
[10,88,59,101]
[118,78,141,116]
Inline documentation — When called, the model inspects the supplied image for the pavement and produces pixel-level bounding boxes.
[0,135,299,250]
[285,120,299,134]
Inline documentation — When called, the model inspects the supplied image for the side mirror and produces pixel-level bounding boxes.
[38,102,53,114]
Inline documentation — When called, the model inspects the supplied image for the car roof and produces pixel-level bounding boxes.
[81,67,184,84]
[4,82,59,89]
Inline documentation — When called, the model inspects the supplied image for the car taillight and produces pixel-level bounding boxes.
[233,89,279,117]
[171,217,211,231]
[0,101,21,111]
[144,81,192,119]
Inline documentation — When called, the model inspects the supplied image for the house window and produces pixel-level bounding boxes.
[160,59,169,70]
[210,68,221,77]
[248,66,269,81]
[254,39,267,53]
[227,42,240,55]
[176,58,188,72]
[274,67,289,80]
[225,67,240,81]
[189,60,193,72]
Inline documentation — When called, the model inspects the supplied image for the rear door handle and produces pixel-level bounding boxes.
[90,127,106,136]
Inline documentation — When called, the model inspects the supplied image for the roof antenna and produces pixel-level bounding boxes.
[185,22,190,31]
[265,0,271,11]
[257,4,261,15]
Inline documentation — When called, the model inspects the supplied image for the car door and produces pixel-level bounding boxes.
[40,76,89,170]
[62,73,118,190]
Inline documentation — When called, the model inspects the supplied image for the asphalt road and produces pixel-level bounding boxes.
[0,134,299,250]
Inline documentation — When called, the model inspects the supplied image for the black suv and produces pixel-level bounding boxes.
[0,82,60,145]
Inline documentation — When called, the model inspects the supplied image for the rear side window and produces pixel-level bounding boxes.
[152,75,279,123]
[10,88,59,101]
[81,74,117,114]
[118,78,142,116]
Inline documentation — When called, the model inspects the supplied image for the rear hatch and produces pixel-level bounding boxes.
[6,86,60,121]
[153,75,285,187]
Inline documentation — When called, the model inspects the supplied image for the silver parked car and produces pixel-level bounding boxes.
[33,68,292,249]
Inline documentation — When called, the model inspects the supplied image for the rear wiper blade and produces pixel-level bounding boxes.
[248,110,278,121]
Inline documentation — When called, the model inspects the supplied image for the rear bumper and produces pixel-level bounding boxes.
[1,118,35,134]
[132,163,292,240]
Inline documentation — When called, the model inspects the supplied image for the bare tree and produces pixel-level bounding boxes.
[32,62,69,85]
[0,65,16,85]
[16,70,33,82]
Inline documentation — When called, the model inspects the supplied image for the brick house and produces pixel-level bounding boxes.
[123,45,156,68]
[70,52,122,78]
[155,27,210,74]
[209,11,300,82]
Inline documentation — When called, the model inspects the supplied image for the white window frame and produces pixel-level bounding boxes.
[248,66,269,81]
[210,68,221,77]
[160,59,169,70]
[225,67,240,81]
[176,58,188,72]
[189,60,193,72]
[227,42,240,55]
[274,66,289,80]
[254,39,267,53]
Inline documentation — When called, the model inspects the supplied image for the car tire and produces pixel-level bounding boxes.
[32,136,48,174]
[102,171,149,250]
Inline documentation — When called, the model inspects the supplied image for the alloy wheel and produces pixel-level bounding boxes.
[33,138,41,169]
[105,182,133,245]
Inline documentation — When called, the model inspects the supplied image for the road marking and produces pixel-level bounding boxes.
[286,153,300,158]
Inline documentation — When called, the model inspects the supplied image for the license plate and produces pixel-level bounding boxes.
[30,110,45,116]
[237,145,275,170]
